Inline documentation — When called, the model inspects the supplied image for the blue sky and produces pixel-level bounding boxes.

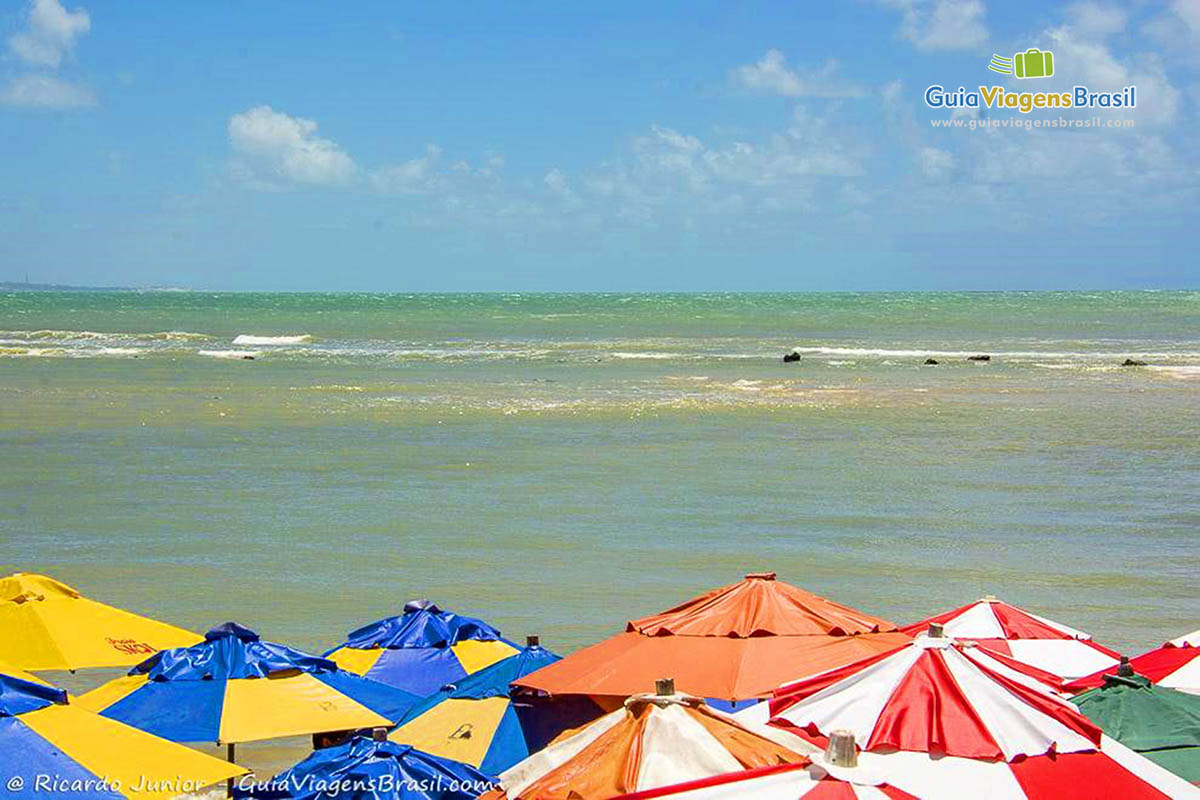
[1,0,1197,290]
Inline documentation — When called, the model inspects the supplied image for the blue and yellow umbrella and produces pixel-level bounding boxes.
[388,641,600,777]
[0,673,245,800]
[234,735,495,800]
[75,622,420,747]
[326,600,519,697]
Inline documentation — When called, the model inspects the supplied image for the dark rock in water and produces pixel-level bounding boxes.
[924,358,939,365]
[967,355,991,362]
[1121,358,1147,367]
[783,351,801,363]
[242,355,255,360]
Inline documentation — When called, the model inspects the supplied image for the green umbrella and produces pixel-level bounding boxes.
[1071,672,1200,783]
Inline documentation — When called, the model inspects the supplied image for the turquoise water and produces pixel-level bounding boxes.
[1,292,1197,692]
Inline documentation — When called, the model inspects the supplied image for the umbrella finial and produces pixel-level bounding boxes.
[744,572,776,581]
[403,599,440,614]
[825,730,858,767]
[655,677,676,696]
[1117,655,1134,677]
[982,594,997,602]
[205,622,259,642]
[927,622,945,638]
[526,635,540,648]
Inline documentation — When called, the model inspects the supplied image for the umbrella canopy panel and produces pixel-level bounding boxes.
[0,573,201,671]
[514,573,909,702]
[629,572,898,637]
[234,736,495,800]
[613,761,919,800]
[1066,641,1200,696]
[0,674,245,800]
[769,635,1102,761]
[1071,673,1200,783]
[487,692,809,800]
[76,622,419,744]
[327,600,519,697]
[391,643,598,776]
[901,597,1120,681]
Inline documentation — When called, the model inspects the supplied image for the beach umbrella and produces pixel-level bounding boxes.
[762,629,1198,798]
[1,659,51,685]
[327,600,520,697]
[0,673,246,800]
[479,682,810,799]
[233,734,496,800]
[75,622,420,759]
[389,638,599,777]
[1066,629,1200,696]
[612,756,919,800]
[513,573,910,707]
[900,595,1120,681]
[0,573,201,671]
[1071,671,1200,783]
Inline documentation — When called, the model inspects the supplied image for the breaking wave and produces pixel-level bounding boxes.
[232,334,313,346]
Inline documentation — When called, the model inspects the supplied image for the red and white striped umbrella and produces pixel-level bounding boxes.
[1065,628,1200,695]
[769,635,1096,760]
[901,596,1120,681]
[613,761,919,800]
[1172,630,1200,648]
[764,634,1198,799]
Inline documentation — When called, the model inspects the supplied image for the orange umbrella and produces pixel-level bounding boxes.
[481,684,811,800]
[514,573,910,704]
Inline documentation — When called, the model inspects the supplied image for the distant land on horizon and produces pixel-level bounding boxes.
[0,281,169,292]
[1,282,1193,295]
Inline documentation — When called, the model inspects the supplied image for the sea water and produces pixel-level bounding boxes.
[1,291,1197,768]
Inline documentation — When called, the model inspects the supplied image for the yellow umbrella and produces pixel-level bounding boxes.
[0,573,201,671]
[0,674,246,800]
[0,658,50,686]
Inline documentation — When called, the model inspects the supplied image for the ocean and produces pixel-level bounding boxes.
[1,291,1197,768]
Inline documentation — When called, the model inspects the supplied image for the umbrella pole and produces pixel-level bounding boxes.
[226,743,236,798]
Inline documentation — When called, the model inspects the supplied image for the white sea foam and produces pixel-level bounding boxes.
[0,329,210,343]
[147,331,211,341]
[232,334,312,346]
[0,347,67,357]
[198,349,261,360]
[608,351,687,360]
[1147,365,1200,380]
[790,345,1200,361]
[27,329,109,340]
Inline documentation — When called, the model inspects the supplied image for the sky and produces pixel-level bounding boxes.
[0,0,1197,291]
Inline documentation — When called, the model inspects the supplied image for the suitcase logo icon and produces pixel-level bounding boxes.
[988,49,1055,79]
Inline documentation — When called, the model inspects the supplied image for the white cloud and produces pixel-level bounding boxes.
[8,0,90,68]
[1065,2,1125,38]
[228,106,356,187]
[732,50,866,98]
[371,145,444,194]
[0,73,94,108]
[919,147,955,181]
[1142,0,1200,60]
[881,0,988,52]
[371,145,507,198]
[546,106,868,227]
[1042,12,1180,126]
[544,168,573,198]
